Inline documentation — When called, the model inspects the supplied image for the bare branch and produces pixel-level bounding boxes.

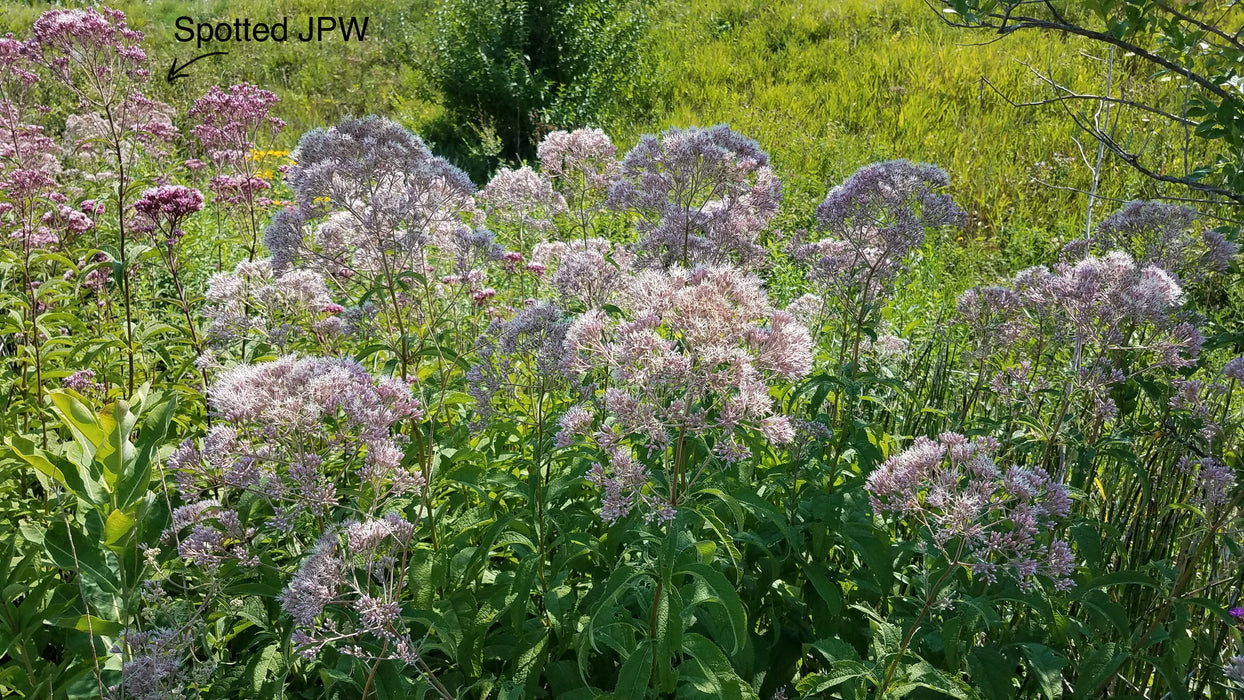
[944,6,1236,103]
[1060,102,1244,205]
[1029,178,1244,225]
[981,76,1197,126]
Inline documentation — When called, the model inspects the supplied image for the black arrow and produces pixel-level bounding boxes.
[166,51,228,83]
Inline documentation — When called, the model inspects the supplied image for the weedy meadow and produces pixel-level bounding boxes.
[1,6,1243,700]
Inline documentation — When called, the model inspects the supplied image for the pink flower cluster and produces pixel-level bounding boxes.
[866,432,1075,592]
[562,265,813,522]
[188,83,285,165]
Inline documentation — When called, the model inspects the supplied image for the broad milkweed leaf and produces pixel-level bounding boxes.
[1019,643,1066,700]
[968,647,1014,700]
[45,520,118,593]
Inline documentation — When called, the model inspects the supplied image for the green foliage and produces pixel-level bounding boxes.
[424,0,656,174]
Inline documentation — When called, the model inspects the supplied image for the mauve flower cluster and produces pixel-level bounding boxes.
[1066,200,1238,284]
[959,251,1197,376]
[1178,455,1237,509]
[477,165,567,247]
[111,626,192,700]
[561,265,813,522]
[1225,356,1244,381]
[468,301,570,424]
[865,432,1075,591]
[203,257,352,352]
[30,7,148,88]
[188,83,285,166]
[538,127,618,187]
[0,34,39,90]
[270,116,493,291]
[793,160,965,343]
[284,515,422,663]
[171,356,423,528]
[1226,655,1244,684]
[166,356,426,659]
[62,368,103,394]
[0,39,66,252]
[208,174,271,207]
[537,127,618,239]
[133,185,203,244]
[608,124,780,269]
[531,237,635,309]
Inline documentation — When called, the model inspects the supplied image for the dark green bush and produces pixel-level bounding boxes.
[425,0,656,174]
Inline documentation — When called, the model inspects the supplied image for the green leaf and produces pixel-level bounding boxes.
[98,400,139,490]
[1019,643,1066,700]
[794,662,872,694]
[56,614,123,637]
[7,436,106,504]
[48,391,105,465]
[613,639,652,698]
[1079,569,1158,590]
[680,562,748,654]
[968,647,1014,700]
[246,643,280,693]
[117,396,176,509]
[102,509,134,549]
[680,633,752,700]
[44,520,118,593]
[1072,643,1127,700]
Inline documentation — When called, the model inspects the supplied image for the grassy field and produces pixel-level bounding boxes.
[632,0,1221,265]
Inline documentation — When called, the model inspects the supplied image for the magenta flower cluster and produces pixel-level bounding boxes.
[188,83,285,165]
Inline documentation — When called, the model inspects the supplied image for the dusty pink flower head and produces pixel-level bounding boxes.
[537,127,618,186]
[133,185,203,241]
[607,124,780,269]
[477,166,567,245]
[866,432,1074,592]
[532,238,634,308]
[32,7,148,86]
[135,185,204,220]
[1070,200,1239,283]
[1223,356,1244,381]
[0,35,40,89]
[188,83,285,165]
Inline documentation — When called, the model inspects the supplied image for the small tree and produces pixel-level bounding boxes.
[427,0,654,171]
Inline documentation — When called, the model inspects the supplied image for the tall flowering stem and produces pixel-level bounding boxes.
[537,127,619,243]
[164,356,433,686]
[468,301,571,590]
[188,83,286,261]
[0,33,78,446]
[477,165,566,251]
[1066,200,1238,285]
[957,250,1199,477]
[793,160,965,379]
[133,185,208,396]
[31,7,178,394]
[272,116,498,549]
[865,432,1074,694]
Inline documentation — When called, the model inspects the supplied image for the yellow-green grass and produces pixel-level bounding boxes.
[630,0,1223,269]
